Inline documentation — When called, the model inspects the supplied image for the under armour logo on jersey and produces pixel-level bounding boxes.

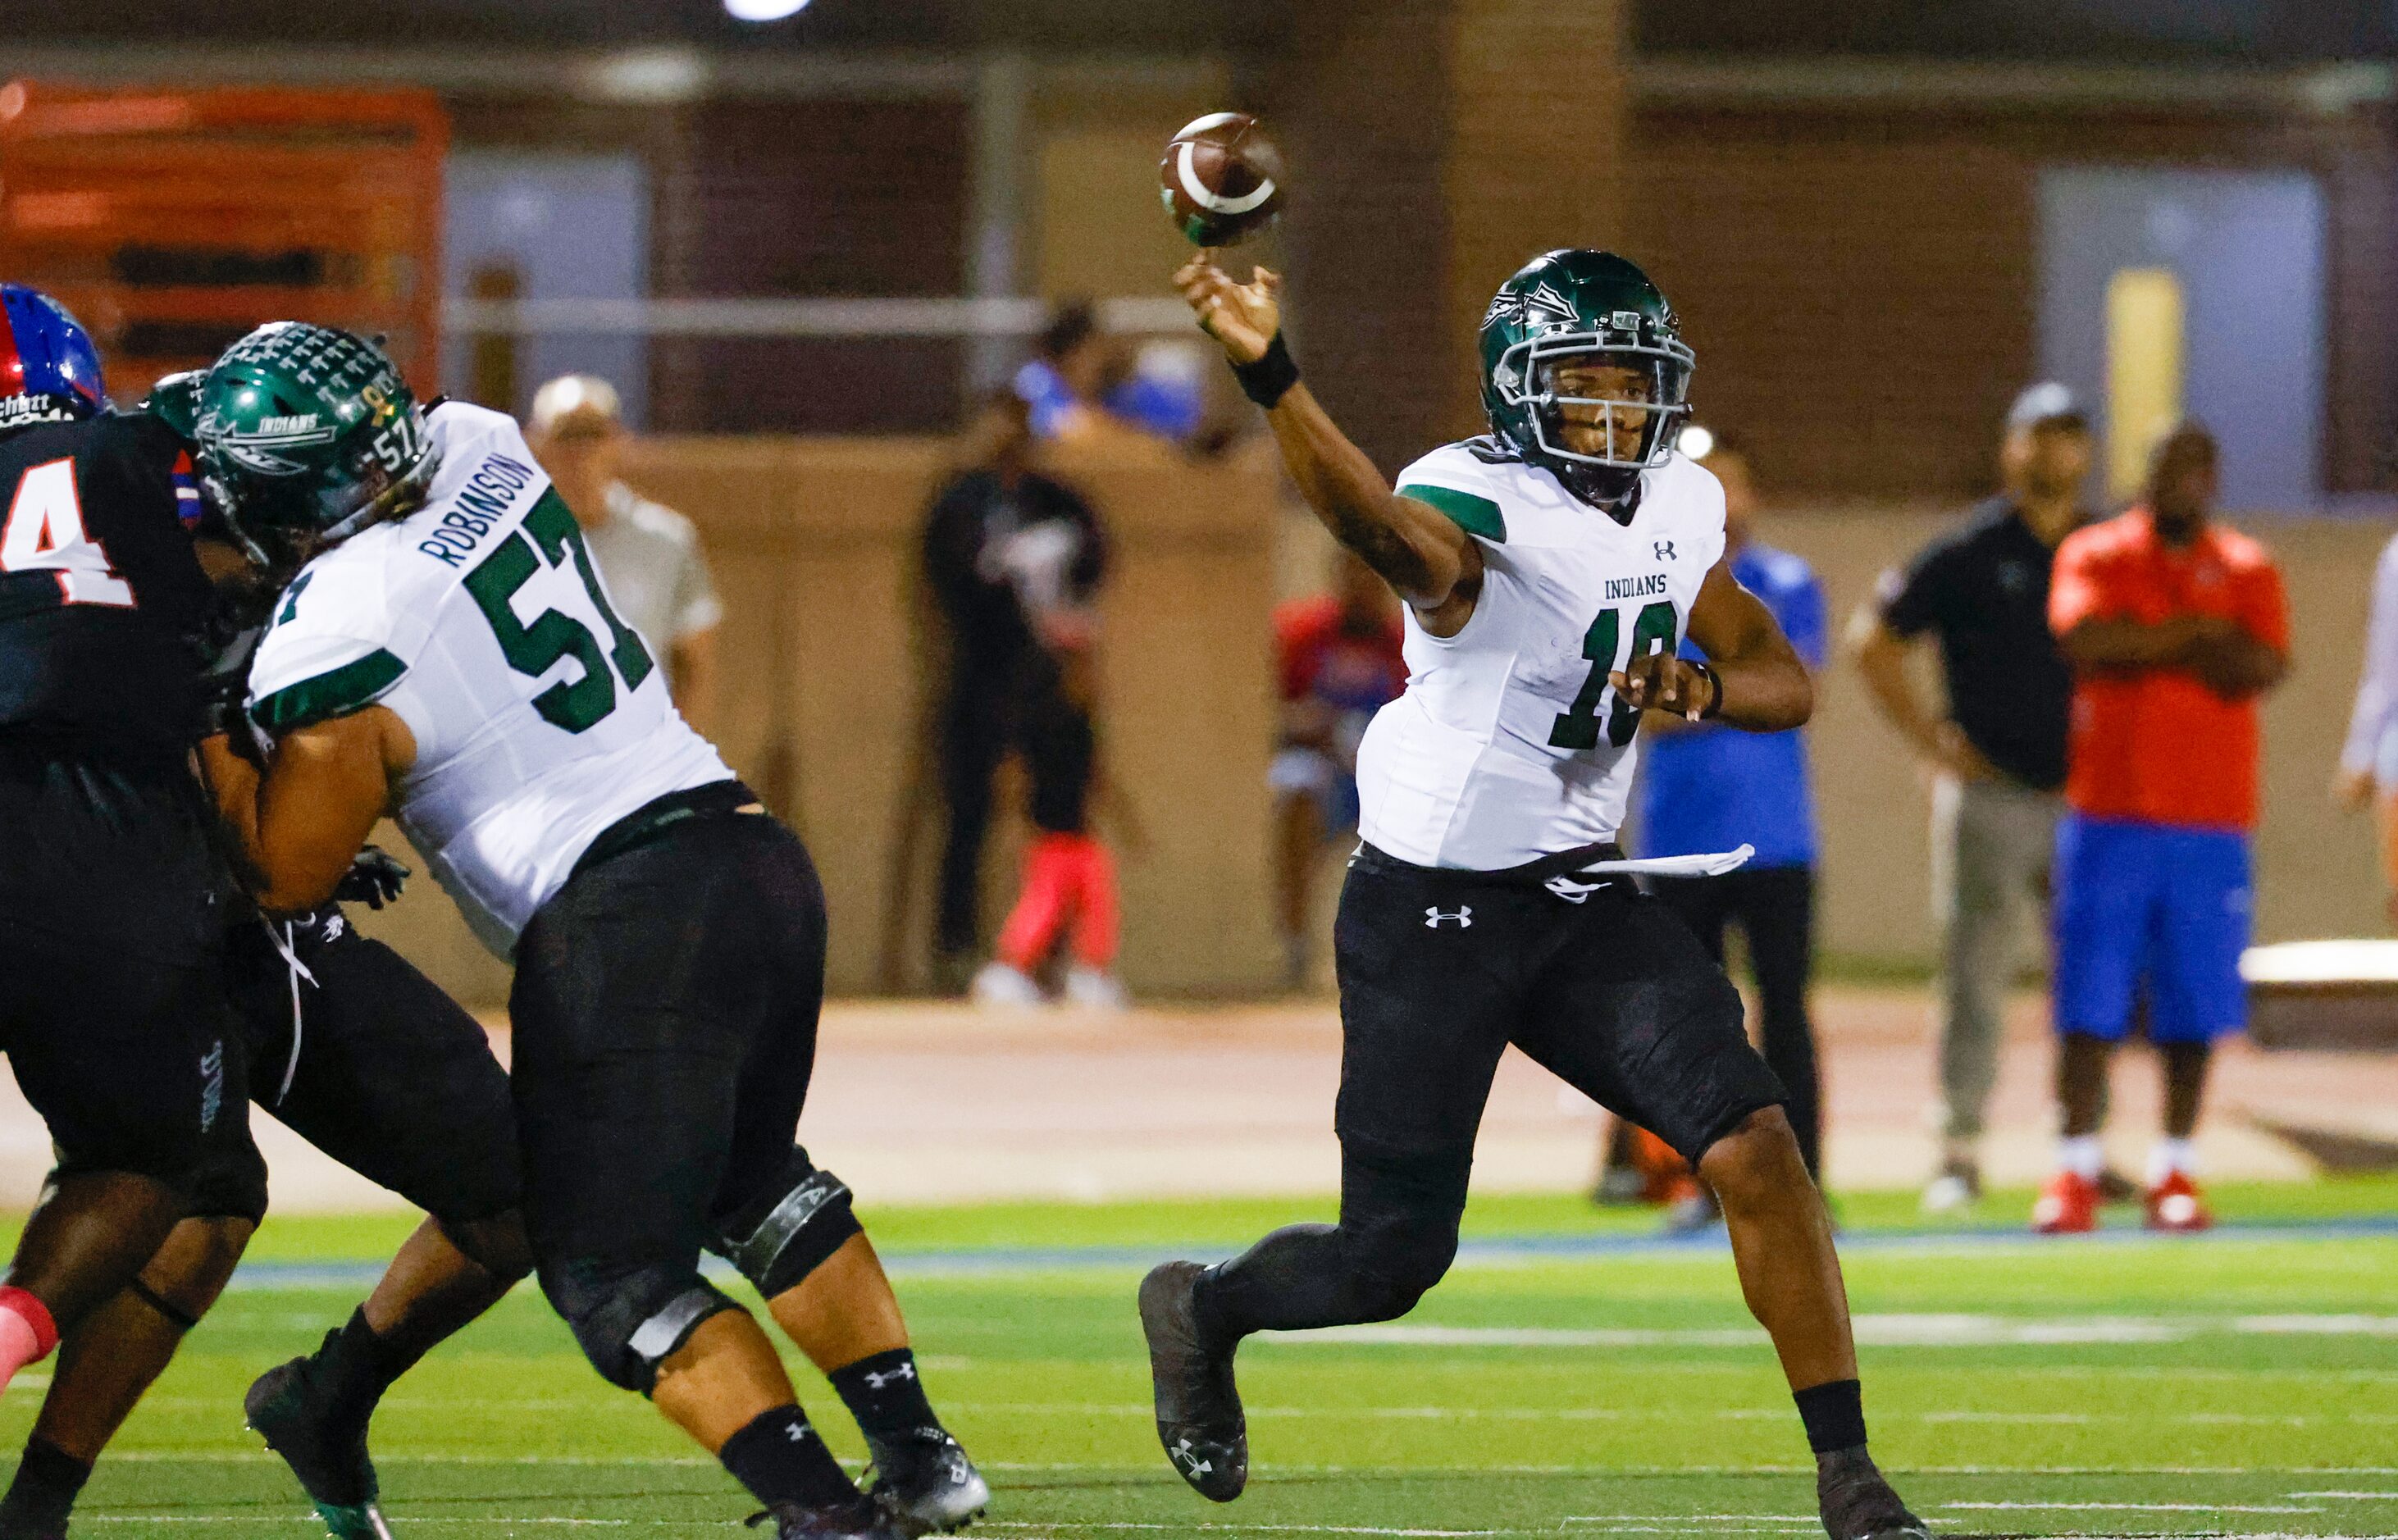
[1654,540,1677,561]
[1425,906,1473,929]
[864,1363,917,1391]
[1544,876,1604,904]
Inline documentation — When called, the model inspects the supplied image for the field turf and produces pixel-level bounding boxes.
[7,1177,2396,1538]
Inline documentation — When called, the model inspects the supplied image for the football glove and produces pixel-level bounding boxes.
[335,845,411,910]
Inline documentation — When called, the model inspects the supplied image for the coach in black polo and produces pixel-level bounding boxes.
[1849,383,2090,1212]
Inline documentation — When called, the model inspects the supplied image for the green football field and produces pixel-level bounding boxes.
[8,1178,2396,1538]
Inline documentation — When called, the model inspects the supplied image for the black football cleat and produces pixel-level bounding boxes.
[244,1357,391,1540]
[864,1425,990,1533]
[1138,1260,1248,1502]
[1817,1447,1931,1540]
[747,1497,911,1540]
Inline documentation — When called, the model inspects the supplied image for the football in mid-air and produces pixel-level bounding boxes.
[1159,112,1284,247]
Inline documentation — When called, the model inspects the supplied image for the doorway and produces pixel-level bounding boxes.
[2037,166,2326,512]
[444,152,650,426]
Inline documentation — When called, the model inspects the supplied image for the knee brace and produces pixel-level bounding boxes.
[714,1148,862,1301]
[540,1260,741,1395]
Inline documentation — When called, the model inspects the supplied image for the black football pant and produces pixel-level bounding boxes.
[1647,865,1823,1178]
[0,744,229,1187]
[1197,845,1788,1340]
[171,904,522,1232]
[511,791,835,1388]
[935,668,1096,959]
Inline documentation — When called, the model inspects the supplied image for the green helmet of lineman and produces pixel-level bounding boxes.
[194,322,437,563]
[1478,249,1694,503]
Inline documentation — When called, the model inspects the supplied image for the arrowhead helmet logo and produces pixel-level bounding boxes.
[1425,906,1474,929]
[1484,280,1581,335]
[1524,282,1580,333]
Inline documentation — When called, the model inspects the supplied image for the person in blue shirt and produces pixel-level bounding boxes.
[1630,431,1830,1194]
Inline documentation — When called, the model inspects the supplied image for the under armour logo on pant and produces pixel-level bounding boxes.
[1425,907,1473,928]
[1544,875,1602,904]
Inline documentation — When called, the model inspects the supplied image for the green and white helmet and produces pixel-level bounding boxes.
[1479,249,1694,500]
[194,322,436,563]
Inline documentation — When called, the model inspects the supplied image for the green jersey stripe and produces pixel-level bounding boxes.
[1398,483,1507,543]
[249,649,407,736]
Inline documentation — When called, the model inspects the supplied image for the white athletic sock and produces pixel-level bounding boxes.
[2147,1137,2199,1186]
[2058,1134,2104,1180]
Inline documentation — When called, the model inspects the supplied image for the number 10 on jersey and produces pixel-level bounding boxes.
[1549,599,1677,751]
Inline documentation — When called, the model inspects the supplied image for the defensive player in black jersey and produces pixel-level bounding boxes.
[0,286,231,1407]
[0,373,533,1540]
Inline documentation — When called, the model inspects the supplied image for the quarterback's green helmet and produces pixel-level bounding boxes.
[1479,249,1694,500]
[194,322,435,562]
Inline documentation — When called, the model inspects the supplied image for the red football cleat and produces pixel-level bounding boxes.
[2145,1171,2213,1232]
[2032,1170,2099,1234]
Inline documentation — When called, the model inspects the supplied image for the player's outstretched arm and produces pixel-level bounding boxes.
[198,708,415,912]
[1620,558,1812,732]
[1175,254,1481,632]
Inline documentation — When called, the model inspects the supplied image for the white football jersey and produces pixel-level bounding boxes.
[1355,440,1728,869]
[245,402,732,955]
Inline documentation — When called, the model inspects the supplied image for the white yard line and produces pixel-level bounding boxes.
[1943,1501,2327,1513]
[1270,1313,2398,1350]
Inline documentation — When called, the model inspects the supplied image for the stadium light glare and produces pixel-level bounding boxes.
[1677,424,1716,461]
[724,0,812,20]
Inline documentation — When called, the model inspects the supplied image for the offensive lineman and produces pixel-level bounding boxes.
[191,323,984,1540]
[1142,250,1928,1540]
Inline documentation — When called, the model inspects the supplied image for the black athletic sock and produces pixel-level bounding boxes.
[719,1404,858,1510]
[1196,1223,1370,1341]
[827,1347,939,1438]
[1794,1378,1868,1455]
[0,1435,93,1533]
[312,1308,424,1428]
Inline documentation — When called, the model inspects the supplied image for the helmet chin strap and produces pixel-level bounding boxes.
[1557,461,1643,518]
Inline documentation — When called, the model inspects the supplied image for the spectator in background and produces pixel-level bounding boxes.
[920,391,1125,1008]
[524,374,723,736]
[1592,433,1823,1229]
[1014,302,1112,442]
[1635,434,1827,1193]
[2335,526,2398,929]
[1014,301,1206,448]
[1270,550,1407,990]
[1849,383,2090,1214]
[2039,424,2288,1235]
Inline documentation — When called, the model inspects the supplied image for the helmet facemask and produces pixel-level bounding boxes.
[203,448,431,572]
[1492,330,1694,504]
[199,388,436,570]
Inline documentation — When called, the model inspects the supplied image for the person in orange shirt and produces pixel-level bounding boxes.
[2039,425,2289,1235]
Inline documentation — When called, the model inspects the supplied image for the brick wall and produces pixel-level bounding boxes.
[650,99,973,434]
[1627,113,2034,500]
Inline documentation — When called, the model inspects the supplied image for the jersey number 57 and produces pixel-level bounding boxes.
[464,490,654,733]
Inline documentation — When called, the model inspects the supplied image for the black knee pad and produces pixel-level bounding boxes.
[713,1147,862,1300]
[1338,1141,1470,1319]
[538,1260,741,1395]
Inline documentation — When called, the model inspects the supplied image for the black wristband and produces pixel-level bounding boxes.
[1229,331,1301,409]
[1689,659,1725,720]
